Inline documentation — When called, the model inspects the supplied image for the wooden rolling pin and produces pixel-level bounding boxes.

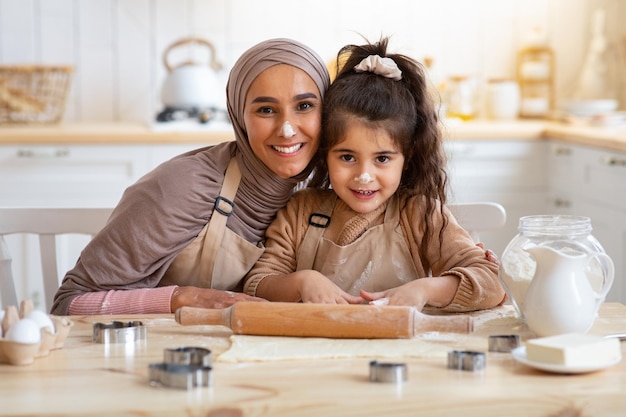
[175,302,472,339]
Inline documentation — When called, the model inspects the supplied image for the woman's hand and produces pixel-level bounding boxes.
[170,287,266,312]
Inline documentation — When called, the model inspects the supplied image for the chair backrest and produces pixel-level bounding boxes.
[0,208,113,311]
[448,202,507,242]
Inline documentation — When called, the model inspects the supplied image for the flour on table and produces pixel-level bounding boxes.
[217,336,454,362]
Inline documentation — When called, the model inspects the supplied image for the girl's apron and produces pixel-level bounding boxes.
[296,195,418,295]
[160,158,263,291]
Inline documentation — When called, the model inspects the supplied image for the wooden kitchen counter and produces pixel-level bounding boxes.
[0,122,235,145]
[2,119,626,152]
[544,123,626,152]
[444,119,626,152]
[1,303,625,416]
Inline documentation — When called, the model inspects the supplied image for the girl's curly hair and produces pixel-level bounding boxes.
[309,36,449,261]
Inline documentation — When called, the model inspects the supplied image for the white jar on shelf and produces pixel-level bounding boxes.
[516,27,555,119]
[486,79,520,120]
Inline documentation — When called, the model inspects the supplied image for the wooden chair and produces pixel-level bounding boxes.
[448,202,507,242]
[0,207,113,311]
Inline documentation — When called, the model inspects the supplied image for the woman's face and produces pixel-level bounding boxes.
[244,64,322,179]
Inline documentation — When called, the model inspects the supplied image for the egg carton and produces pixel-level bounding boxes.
[0,300,73,366]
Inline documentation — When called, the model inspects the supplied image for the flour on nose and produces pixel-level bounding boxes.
[354,172,373,184]
[281,121,296,138]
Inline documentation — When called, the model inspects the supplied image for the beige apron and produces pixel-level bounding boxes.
[296,195,419,295]
[160,158,264,291]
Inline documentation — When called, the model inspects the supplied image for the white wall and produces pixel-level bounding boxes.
[1,0,624,124]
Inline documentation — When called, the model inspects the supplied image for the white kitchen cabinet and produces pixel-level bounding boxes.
[445,140,549,256]
[547,141,626,303]
[0,144,150,207]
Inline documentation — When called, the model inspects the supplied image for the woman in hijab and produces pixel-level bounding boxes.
[51,38,331,315]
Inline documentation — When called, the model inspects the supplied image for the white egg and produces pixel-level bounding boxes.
[26,310,56,334]
[5,318,42,344]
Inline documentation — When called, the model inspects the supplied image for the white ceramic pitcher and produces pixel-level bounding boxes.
[522,245,614,337]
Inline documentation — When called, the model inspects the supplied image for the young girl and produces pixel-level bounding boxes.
[244,38,506,312]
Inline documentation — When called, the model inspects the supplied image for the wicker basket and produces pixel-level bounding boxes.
[0,65,73,124]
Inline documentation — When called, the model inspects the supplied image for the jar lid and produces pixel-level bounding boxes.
[519,215,592,235]
[488,78,516,84]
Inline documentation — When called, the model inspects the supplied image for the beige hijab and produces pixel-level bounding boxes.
[226,38,331,241]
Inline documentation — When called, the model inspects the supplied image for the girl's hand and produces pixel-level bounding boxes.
[360,275,460,311]
[298,271,364,304]
[476,242,499,264]
[360,281,428,311]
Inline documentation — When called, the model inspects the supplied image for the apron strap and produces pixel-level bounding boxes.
[296,195,336,271]
[199,157,242,285]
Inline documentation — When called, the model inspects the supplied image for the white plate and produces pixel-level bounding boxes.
[561,99,618,117]
[511,346,622,374]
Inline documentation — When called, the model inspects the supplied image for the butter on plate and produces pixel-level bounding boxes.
[526,333,621,367]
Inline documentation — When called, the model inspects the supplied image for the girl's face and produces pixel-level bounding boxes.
[327,120,405,214]
[244,64,322,179]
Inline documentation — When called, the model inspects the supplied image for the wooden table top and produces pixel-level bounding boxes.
[2,303,626,417]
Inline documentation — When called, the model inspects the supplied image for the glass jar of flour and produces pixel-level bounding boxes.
[499,215,614,322]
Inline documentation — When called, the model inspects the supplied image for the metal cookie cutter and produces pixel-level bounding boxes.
[488,334,521,353]
[92,321,146,344]
[369,360,408,383]
[164,346,213,367]
[149,347,213,390]
[447,350,486,371]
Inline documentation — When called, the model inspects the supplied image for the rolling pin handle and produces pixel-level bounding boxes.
[412,310,473,335]
[175,306,232,328]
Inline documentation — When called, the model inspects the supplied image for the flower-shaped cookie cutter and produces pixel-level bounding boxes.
[447,350,486,371]
[149,347,213,390]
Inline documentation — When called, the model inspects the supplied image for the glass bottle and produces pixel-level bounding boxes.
[567,8,622,113]
[446,75,477,121]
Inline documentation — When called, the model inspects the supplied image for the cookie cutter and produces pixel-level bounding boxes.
[447,350,486,371]
[164,346,212,367]
[488,334,521,353]
[369,360,408,383]
[149,347,213,390]
[92,321,146,344]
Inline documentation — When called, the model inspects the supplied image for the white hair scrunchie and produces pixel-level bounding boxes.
[353,55,402,80]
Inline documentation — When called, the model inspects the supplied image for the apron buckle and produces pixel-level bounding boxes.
[309,213,330,228]
[214,196,235,216]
